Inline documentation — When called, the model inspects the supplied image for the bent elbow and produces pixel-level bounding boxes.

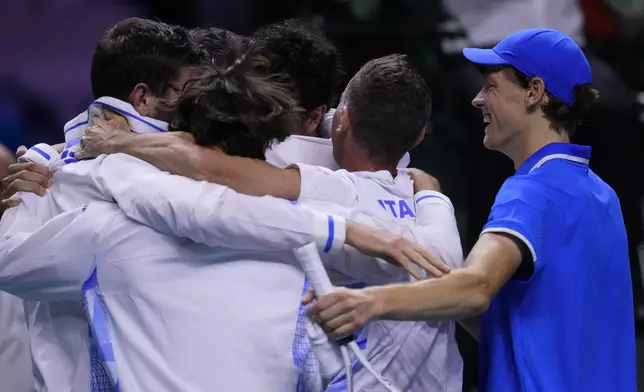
[467,273,493,315]
[469,290,492,315]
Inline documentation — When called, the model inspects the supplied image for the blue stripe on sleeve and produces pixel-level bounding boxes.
[323,216,334,253]
[30,146,51,160]
[415,195,442,204]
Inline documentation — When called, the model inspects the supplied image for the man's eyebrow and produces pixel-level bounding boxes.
[485,71,502,83]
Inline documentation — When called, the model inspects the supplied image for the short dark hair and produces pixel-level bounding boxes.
[504,66,599,138]
[91,18,203,101]
[190,27,247,68]
[170,49,305,160]
[346,54,431,166]
[252,19,341,112]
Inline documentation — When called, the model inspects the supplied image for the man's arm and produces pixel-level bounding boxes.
[319,191,457,285]
[409,189,486,339]
[93,153,345,254]
[78,121,302,199]
[307,177,543,338]
[295,166,455,285]
[403,169,463,269]
[372,232,521,321]
[0,203,114,301]
[307,233,522,338]
[91,154,444,277]
[321,216,447,285]
[409,190,463,268]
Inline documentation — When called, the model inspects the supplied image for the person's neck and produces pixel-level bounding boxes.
[296,122,322,138]
[338,142,397,176]
[505,122,570,170]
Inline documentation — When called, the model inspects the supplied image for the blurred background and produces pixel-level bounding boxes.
[1,0,644,389]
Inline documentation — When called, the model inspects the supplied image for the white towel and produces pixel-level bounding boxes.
[60,96,168,164]
[20,97,168,170]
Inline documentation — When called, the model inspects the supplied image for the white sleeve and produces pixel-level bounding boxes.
[409,190,464,269]
[322,213,412,286]
[0,203,115,301]
[0,191,52,237]
[295,163,359,207]
[92,154,347,254]
[294,165,408,284]
[322,191,464,285]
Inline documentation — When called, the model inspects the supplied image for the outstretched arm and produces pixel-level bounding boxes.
[293,165,455,285]
[92,153,344,254]
[77,116,302,200]
[317,191,457,285]
[90,154,444,278]
[306,232,522,338]
[306,177,543,338]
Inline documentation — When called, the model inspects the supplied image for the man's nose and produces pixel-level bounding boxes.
[471,89,485,109]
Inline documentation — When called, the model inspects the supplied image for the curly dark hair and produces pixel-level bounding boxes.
[507,67,599,138]
[189,27,247,68]
[169,48,306,160]
[91,18,204,101]
[346,54,431,166]
[252,19,341,112]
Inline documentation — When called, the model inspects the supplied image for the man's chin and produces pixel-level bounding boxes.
[482,133,496,151]
[482,127,506,152]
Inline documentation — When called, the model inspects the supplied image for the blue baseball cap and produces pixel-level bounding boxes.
[462,28,591,105]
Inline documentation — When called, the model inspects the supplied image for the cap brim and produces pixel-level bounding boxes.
[462,48,508,66]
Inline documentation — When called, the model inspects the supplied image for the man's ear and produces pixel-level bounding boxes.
[525,77,547,109]
[338,105,350,134]
[301,105,327,137]
[128,83,154,116]
[413,129,425,148]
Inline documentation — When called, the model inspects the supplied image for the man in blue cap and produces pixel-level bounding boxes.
[306,28,637,391]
